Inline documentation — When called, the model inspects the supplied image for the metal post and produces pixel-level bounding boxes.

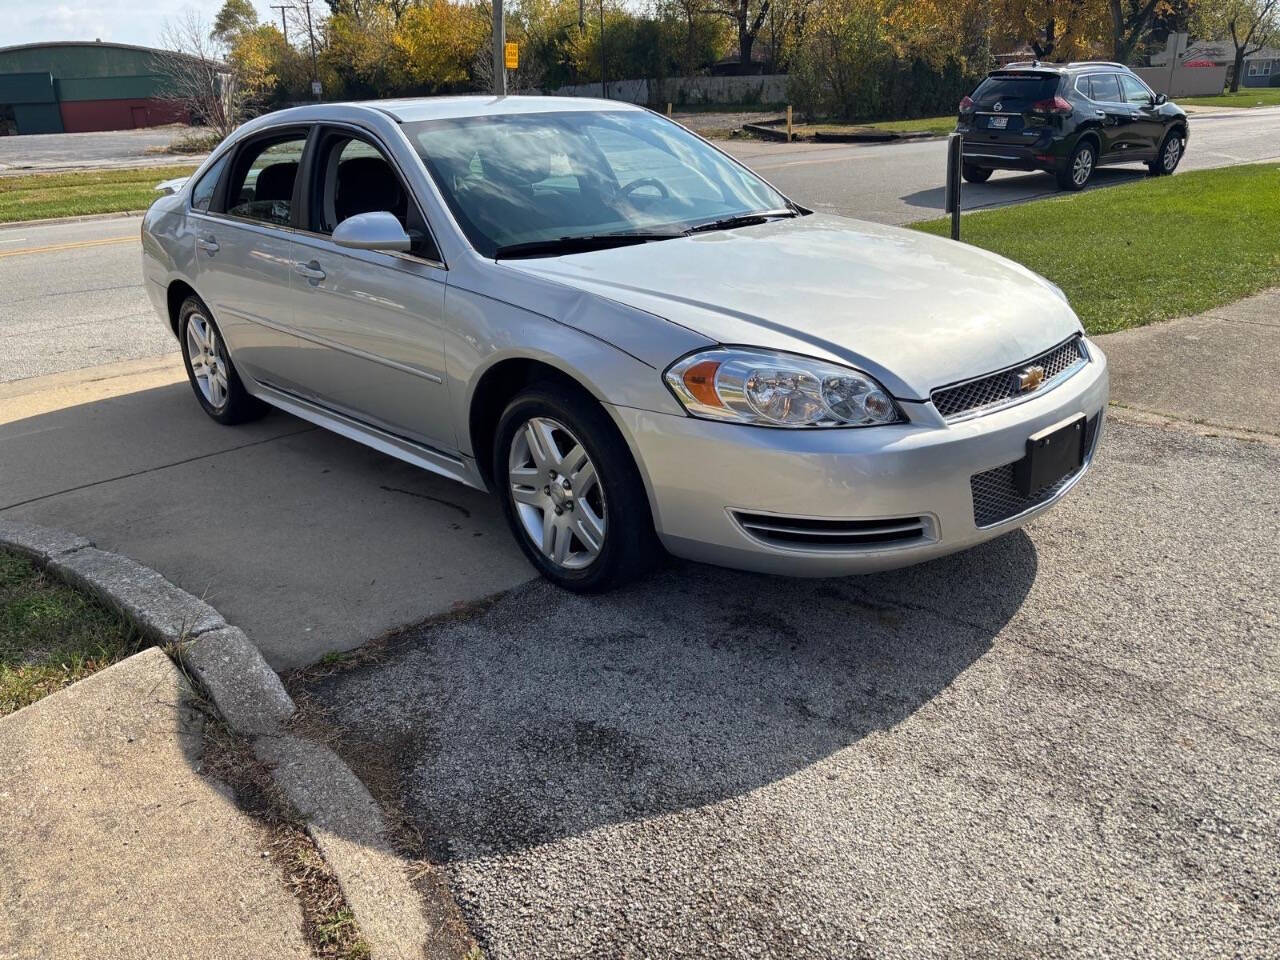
[300,0,319,100]
[786,105,793,141]
[945,133,963,241]
[492,0,506,97]
[599,0,606,99]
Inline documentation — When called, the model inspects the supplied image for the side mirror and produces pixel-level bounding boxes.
[332,211,411,252]
[1154,93,1168,105]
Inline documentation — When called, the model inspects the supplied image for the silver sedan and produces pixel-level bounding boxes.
[141,96,1108,590]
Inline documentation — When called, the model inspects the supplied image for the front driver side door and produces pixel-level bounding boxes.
[1119,74,1163,158]
[287,126,454,451]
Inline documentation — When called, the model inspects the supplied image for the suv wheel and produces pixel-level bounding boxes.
[1149,132,1183,176]
[494,383,661,592]
[1058,140,1096,191]
[178,296,266,425]
[962,165,992,184]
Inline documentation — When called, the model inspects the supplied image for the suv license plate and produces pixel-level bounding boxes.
[1013,415,1086,496]
[988,115,1009,129]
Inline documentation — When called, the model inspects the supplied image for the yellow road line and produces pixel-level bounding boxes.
[0,235,138,259]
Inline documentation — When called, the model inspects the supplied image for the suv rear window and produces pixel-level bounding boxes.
[972,75,1060,108]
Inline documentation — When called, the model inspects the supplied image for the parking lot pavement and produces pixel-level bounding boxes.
[296,417,1279,959]
[0,126,203,174]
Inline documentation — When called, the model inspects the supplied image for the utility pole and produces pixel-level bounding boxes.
[492,0,506,96]
[270,4,292,44]
[299,0,320,100]
[599,0,606,99]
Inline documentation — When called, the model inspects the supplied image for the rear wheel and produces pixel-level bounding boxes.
[1148,131,1183,176]
[1058,140,1096,191]
[962,165,993,184]
[178,296,266,425]
[494,383,660,592]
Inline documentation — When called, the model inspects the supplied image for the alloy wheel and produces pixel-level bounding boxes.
[507,416,606,570]
[1072,147,1094,187]
[1163,137,1181,172]
[186,311,230,409]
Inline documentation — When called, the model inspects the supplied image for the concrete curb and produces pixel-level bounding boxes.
[0,518,437,960]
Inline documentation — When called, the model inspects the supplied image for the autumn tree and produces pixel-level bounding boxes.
[1196,0,1280,90]
[708,0,772,68]
[212,0,260,45]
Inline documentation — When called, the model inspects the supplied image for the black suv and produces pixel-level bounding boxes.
[956,62,1189,191]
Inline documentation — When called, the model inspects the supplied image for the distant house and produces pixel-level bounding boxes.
[1242,46,1280,87]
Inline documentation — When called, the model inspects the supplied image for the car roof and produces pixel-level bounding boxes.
[254,95,646,128]
[991,61,1133,77]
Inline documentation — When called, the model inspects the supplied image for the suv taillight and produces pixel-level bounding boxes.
[959,95,975,113]
[1031,96,1073,116]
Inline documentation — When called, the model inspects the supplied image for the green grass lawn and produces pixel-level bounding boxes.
[911,163,1280,335]
[1179,87,1280,108]
[1,550,144,716]
[0,164,197,223]
[797,115,955,138]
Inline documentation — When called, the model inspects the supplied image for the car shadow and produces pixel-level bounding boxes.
[901,166,1150,216]
[298,531,1038,863]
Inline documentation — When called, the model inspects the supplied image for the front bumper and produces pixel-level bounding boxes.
[612,340,1109,576]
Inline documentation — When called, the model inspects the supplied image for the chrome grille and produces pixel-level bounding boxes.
[970,414,1100,527]
[932,336,1087,421]
[733,512,931,551]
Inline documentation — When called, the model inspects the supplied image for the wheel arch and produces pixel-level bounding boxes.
[165,279,201,338]
[1073,129,1102,155]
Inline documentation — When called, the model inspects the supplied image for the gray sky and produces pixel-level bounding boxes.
[4,1,278,49]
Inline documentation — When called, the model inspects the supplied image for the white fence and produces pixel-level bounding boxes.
[549,74,789,106]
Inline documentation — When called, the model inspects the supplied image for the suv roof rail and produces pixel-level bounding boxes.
[1068,61,1129,69]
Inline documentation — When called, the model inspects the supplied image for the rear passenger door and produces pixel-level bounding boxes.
[288,125,454,450]
[1081,73,1131,160]
[190,127,309,390]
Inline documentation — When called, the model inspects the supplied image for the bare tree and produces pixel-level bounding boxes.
[156,11,241,138]
[1197,0,1280,91]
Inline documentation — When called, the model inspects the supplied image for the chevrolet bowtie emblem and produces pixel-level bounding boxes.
[1018,365,1047,392]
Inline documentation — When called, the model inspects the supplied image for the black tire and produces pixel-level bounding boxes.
[177,295,266,425]
[1057,140,1096,191]
[1148,131,1183,176]
[962,165,993,183]
[493,382,661,592]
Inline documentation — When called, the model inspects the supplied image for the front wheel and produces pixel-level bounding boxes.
[1148,132,1183,176]
[494,384,661,592]
[1058,141,1096,191]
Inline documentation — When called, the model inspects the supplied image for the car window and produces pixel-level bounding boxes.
[190,152,230,213]
[1120,74,1153,105]
[406,110,786,258]
[311,131,439,261]
[1087,74,1123,102]
[971,75,1060,108]
[225,136,307,226]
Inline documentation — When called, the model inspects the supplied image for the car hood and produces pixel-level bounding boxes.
[504,214,1083,400]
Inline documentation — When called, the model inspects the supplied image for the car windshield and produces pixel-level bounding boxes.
[404,109,792,258]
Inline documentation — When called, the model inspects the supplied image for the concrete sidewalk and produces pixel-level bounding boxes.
[1097,287,1279,437]
[0,648,312,959]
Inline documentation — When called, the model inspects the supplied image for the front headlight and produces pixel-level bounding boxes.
[663,348,903,428]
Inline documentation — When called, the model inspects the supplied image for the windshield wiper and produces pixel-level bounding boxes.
[686,209,799,234]
[494,231,684,259]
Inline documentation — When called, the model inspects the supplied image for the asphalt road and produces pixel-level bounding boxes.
[727,106,1280,224]
[299,418,1279,959]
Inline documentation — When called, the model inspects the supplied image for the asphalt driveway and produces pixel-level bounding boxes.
[295,417,1279,959]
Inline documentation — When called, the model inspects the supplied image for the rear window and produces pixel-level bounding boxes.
[973,75,1060,105]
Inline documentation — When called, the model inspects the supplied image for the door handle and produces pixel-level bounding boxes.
[196,234,219,254]
[294,260,326,282]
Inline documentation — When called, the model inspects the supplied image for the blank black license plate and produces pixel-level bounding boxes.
[1014,415,1086,496]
